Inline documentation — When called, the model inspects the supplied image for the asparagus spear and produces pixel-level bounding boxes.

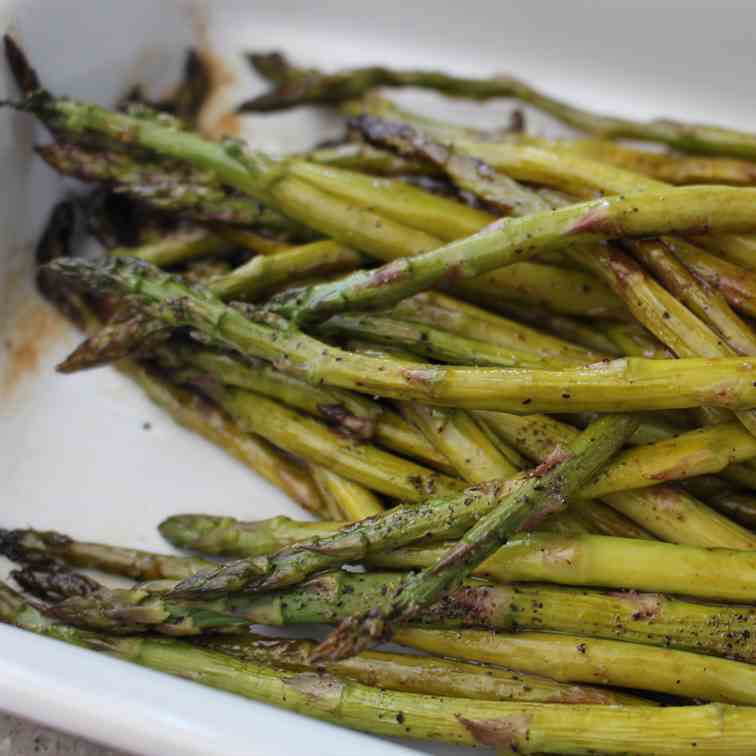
[206,571,756,663]
[391,291,603,364]
[663,235,756,317]
[0,527,213,580]
[256,576,756,662]
[5,578,749,755]
[397,395,597,534]
[480,411,756,548]
[395,627,756,705]
[244,52,756,158]
[111,228,231,267]
[46,256,756,414]
[454,260,628,320]
[309,466,384,520]
[196,633,645,705]
[189,381,463,501]
[463,533,756,602]
[354,110,754,191]
[313,414,637,660]
[36,143,292,229]
[309,141,432,176]
[496,301,622,356]
[532,135,756,186]
[319,313,571,368]
[288,154,627,321]
[401,403,520,484]
[209,240,366,301]
[178,349,453,470]
[173,348,382,440]
[14,519,756,604]
[601,322,671,359]
[11,515,756,604]
[16,554,756,666]
[583,421,756,498]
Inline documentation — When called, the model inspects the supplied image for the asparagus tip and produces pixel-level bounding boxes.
[11,562,100,603]
[168,556,269,598]
[3,34,41,95]
[309,611,390,663]
[237,50,303,113]
[0,527,71,564]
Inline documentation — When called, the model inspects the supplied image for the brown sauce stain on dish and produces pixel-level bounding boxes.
[188,3,241,139]
[2,300,68,398]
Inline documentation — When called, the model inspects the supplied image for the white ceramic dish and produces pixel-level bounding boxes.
[2,1,756,753]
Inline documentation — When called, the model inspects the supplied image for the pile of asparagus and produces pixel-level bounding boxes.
[7,36,756,753]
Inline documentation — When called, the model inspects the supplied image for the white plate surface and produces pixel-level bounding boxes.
[2,1,756,753]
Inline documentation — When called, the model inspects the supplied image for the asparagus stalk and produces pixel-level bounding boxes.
[469,533,756,602]
[309,141,432,176]
[663,235,756,317]
[241,573,756,662]
[584,421,756,498]
[497,301,622,356]
[401,403,520,484]
[391,291,603,364]
[313,415,637,660]
[0,560,645,704]
[353,94,756,280]
[4,578,748,755]
[123,363,325,514]
[354,113,755,361]
[243,51,756,159]
[350,113,547,216]
[36,143,292,229]
[395,627,756,705]
[287,160,491,242]
[46,256,756,414]
[309,466,384,520]
[454,261,628,320]
[454,136,756,270]
[291,154,627,321]
[561,497,653,540]
[0,527,213,580]
[196,633,645,705]
[175,348,382,441]
[602,322,671,359]
[536,135,756,186]
[56,311,169,374]
[627,238,756,356]
[480,410,756,548]
[159,515,341,558]
[319,313,570,368]
[397,397,586,534]
[111,229,231,267]
[208,240,366,301]
[192,381,463,501]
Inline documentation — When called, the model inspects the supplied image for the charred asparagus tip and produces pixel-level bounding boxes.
[2,34,41,95]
